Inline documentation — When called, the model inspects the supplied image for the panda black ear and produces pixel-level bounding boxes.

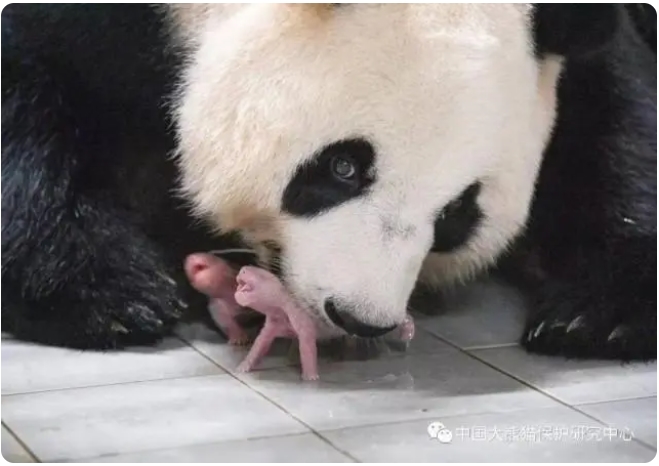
[532,4,622,57]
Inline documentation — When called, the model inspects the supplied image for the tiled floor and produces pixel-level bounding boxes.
[2,278,657,462]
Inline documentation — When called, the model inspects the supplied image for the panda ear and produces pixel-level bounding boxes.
[532,4,622,57]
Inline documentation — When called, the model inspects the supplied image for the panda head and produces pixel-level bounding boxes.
[173,4,619,336]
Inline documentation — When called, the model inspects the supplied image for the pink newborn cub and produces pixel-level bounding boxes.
[184,253,249,345]
[234,266,319,380]
[185,252,416,381]
[184,253,319,380]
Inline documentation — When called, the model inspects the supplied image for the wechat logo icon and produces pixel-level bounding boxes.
[428,421,453,444]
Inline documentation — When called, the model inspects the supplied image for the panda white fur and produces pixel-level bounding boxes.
[2,4,656,359]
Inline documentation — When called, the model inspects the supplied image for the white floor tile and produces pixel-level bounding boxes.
[1,338,223,395]
[577,397,657,448]
[238,342,559,431]
[321,406,655,462]
[471,346,657,404]
[85,433,352,463]
[415,278,528,349]
[2,425,34,463]
[2,374,307,462]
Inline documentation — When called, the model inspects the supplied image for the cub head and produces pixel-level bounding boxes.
[172,4,619,336]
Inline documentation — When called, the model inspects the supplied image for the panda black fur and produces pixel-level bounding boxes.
[518,5,657,359]
[2,4,215,347]
[1,4,656,359]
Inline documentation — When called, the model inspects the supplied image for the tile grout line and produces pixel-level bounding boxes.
[71,431,343,463]
[2,421,40,463]
[183,338,362,462]
[309,406,569,436]
[0,370,230,398]
[461,342,520,351]
[416,326,520,352]
[566,404,657,451]
[421,331,658,452]
[573,394,658,407]
[421,328,642,405]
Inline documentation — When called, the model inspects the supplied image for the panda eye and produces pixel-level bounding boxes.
[282,137,376,217]
[331,155,357,181]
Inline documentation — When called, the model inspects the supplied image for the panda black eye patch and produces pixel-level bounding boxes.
[282,138,376,217]
[431,181,483,253]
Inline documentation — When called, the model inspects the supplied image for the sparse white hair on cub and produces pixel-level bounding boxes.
[172,4,561,330]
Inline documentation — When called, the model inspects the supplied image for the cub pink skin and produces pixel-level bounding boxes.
[184,252,417,381]
[184,253,319,380]
[184,253,249,345]
[234,266,320,380]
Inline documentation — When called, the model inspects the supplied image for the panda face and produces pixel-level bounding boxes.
[174,4,562,334]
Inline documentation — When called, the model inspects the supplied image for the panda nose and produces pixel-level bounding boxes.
[324,299,396,338]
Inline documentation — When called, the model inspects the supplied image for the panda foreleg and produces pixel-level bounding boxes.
[1,55,183,349]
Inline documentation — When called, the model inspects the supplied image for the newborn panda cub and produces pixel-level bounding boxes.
[184,252,415,380]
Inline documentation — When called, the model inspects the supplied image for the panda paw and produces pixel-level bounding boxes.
[99,269,186,348]
[521,279,656,361]
[4,261,186,350]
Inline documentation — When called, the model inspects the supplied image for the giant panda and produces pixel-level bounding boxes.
[2,4,656,360]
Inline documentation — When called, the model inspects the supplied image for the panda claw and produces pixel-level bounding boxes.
[566,315,586,334]
[607,325,629,343]
[531,321,546,339]
[549,319,568,330]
